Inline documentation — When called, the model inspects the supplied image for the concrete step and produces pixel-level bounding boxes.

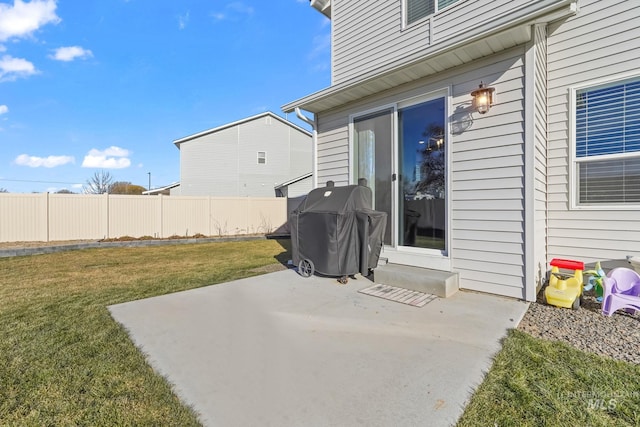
[373,263,459,298]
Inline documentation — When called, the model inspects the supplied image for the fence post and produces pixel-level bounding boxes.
[46,192,50,242]
[246,198,251,235]
[159,194,164,238]
[207,196,212,236]
[104,193,110,239]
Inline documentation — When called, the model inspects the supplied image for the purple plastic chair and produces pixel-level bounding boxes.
[602,267,640,317]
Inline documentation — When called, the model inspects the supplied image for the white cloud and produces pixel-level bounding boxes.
[49,46,93,62]
[72,183,83,189]
[0,55,37,81]
[228,2,254,15]
[178,11,190,30]
[82,146,132,169]
[14,154,75,168]
[0,0,60,42]
[0,105,8,115]
[0,45,5,52]
[212,2,254,21]
[102,146,130,157]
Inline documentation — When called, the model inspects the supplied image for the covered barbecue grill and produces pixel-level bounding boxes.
[290,180,387,283]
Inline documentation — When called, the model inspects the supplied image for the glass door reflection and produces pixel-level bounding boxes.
[398,98,446,251]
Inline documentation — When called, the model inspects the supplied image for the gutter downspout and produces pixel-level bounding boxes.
[295,107,318,189]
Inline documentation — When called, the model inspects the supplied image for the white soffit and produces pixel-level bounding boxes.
[284,0,578,114]
[310,0,331,19]
[285,25,531,113]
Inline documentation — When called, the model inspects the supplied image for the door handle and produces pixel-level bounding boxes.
[392,173,397,182]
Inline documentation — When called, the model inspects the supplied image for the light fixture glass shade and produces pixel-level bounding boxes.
[471,83,495,114]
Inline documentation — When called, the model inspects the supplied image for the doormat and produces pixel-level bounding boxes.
[359,284,437,307]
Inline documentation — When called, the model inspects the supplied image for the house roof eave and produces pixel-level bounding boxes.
[283,0,578,115]
[274,172,313,190]
[142,182,181,195]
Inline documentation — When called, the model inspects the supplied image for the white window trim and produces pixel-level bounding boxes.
[257,151,267,165]
[569,71,640,211]
[348,87,451,263]
[402,0,462,29]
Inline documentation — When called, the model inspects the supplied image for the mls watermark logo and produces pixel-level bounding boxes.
[586,398,617,411]
[559,390,640,411]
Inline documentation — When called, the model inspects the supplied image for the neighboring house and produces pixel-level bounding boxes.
[142,182,181,196]
[174,112,312,197]
[274,172,314,198]
[283,0,640,301]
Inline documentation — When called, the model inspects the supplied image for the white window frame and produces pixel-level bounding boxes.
[348,87,452,271]
[403,0,461,27]
[257,151,267,164]
[569,72,640,210]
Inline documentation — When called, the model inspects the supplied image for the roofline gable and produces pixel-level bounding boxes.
[173,111,312,148]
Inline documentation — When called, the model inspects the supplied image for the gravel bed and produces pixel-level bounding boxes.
[518,289,640,364]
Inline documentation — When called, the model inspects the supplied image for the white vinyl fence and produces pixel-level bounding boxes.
[0,193,287,243]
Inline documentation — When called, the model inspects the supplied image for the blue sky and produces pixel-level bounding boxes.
[0,0,330,193]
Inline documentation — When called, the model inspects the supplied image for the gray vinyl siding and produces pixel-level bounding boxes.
[289,129,315,179]
[331,0,557,86]
[287,176,313,198]
[432,0,520,42]
[546,0,640,263]
[332,0,430,85]
[451,52,526,298]
[317,48,527,298]
[316,117,350,186]
[180,126,239,196]
[179,114,312,197]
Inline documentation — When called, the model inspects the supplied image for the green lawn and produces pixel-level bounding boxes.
[457,330,640,426]
[0,239,289,425]
[1,239,638,425]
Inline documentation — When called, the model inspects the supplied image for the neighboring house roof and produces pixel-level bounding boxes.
[173,111,312,147]
[143,182,180,195]
[283,0,577,114]
[274,172,313,190]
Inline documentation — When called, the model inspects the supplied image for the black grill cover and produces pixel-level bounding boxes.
[290,183,387,277]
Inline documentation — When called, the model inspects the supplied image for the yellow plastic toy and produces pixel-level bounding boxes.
[543,258,584,310]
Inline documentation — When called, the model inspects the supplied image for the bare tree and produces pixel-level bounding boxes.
[0,188,8,193]
[83,170,114,194]
[56,189,75,194]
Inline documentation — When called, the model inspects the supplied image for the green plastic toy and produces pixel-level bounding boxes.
[584,261,605,302]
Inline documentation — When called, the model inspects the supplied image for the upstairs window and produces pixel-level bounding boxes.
[573,77,640,206]
[406,0,460,25]
[257,151,267,164]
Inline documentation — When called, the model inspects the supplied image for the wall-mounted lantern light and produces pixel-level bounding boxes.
[471,82,496,114]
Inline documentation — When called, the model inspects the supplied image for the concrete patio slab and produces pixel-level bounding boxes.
[109,269,528,427]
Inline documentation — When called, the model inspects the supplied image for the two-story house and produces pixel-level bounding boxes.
[173,112,313,198]
[283,0,640,301]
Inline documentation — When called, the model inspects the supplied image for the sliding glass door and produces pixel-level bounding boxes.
[398,97,446,250]
[353,94,447,253]
[353,109,393,244]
